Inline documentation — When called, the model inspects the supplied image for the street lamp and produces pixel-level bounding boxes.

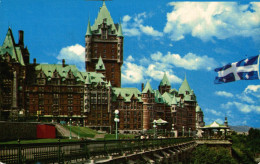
[78,123,80,139]
[153,120,157,138]
[69,118,72,139]
[114,110,119,140]
[189,128,191,137]
[172,124,175,138]
[182,126,185,137]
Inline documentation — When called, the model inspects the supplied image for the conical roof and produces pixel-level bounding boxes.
[95,56,106,71]
[142,81,154,93]
[117,22,123,37]
[92,2,117,35]
[179,75,191,95]
[196,104,202,112]
[159,72,171,87]
[86,19,92,36]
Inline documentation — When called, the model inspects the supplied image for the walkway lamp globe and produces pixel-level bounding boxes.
[153,120,157,138]
[69,118,72,139]
[172,124,175,137]
[182,126,185,137]
[114,110,119,140]
[189,128,191,137]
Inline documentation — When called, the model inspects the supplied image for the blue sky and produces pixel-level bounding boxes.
[1,0,260,127]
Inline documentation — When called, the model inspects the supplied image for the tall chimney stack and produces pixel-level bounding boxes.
[18,30,24,46]
[62,59,65,67]
[33,58,36,64]
[141,83,144,91]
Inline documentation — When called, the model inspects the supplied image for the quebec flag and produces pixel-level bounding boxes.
[215,55,260,84]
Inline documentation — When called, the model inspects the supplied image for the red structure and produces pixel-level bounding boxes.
[37,124,56,139]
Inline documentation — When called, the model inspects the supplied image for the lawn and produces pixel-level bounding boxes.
[62,125,97,138]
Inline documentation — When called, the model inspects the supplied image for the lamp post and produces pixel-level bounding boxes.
[172,124,175,138]
[78,123,80,139]
[69,118,72,139]
[153,120,157,138]
[189,128,191,137]
[114,110,119,140]
[182,126,185,137]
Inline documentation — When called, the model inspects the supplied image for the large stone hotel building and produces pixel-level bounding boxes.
[0,2,204,136]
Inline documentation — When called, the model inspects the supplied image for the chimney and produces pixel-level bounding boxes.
[141,83,144,91]
[18,30,24,46]
[62,59,65,67]
[33,58,36,64]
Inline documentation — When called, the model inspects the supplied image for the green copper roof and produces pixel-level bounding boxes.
[196,105,202,112]
[107,81,112,87]
[178,76,191,95]
[162,92,177,106]
[81,72,106,85]
[86,19,92,36]
[204,121,226,128]
[112,87,142,102]
[142,81,154,93]
[96,56,106,70]
[0,28,25,66]
[91,2,118,35]
[117,22,123,37]
[35,64,84,82]
[159,73,171,87]
[154,90,164,103]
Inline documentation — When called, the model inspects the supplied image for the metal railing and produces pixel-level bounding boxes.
[0,137,193,164]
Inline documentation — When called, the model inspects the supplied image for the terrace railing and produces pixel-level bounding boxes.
[0,137,193,164]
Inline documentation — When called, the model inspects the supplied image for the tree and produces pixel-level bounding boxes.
[192,145,237,164]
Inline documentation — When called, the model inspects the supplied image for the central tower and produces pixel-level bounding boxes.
[85,2,123,87]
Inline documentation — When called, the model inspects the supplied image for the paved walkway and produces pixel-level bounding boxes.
[94,134,105,139]
[55,124,78,138]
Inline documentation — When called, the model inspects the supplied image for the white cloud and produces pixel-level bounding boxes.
[205,108,223,116]
[151,51,217,71]
[122,12,163,37]
[56,44,85,71]
[126,55,135,62]
[121,62,145,84]
[244,85,260,93]
[139,25,163,37]
[122,56,182,84]
[236,94,255,104]
[221,101,260,113]
[164,2,260,41]
[123,15,131,22]
[215,118,223,124]
[215,91,234,98]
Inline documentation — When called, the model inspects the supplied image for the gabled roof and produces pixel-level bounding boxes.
[142,81,154,93]
[159,73,171,87]
[91,2,118,35]
[0,28,25,66]
[179,75,191,95]
[154,90,164,103]
[162,92,177,106]
[95,56,106,71]
[81,72,106,85]
[204,121,227,128]
[35,64,84,82]
[112,87,142,102]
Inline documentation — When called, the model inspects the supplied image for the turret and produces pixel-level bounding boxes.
[159,72,171,94]
[85,19,92,63]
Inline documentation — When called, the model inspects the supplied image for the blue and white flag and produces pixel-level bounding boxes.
[214,55,260,84]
